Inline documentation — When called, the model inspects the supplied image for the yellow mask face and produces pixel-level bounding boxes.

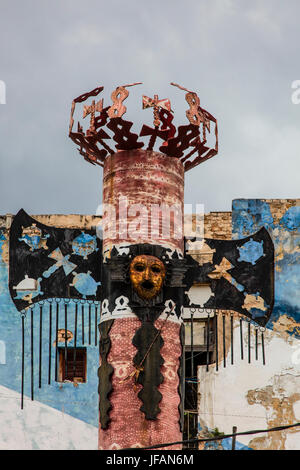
[129,255,166,300]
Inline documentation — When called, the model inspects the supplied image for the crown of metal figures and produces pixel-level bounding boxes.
[68,82,218,172]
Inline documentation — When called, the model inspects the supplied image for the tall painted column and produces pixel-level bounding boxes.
[7,81,276,450]
[99,149,184,449]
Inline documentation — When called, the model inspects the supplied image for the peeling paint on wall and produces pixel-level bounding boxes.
[198,199,300,451]
[247,373,300,450]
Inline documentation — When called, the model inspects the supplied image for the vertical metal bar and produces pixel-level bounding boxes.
[232,426,237,450]
[193,413,198,449]
[82,304,85,345]
[39,305,43,388]
[88,304,91,345]
[240,318,244,360]
[73,303,78,379]
[231,314,234,365]
[55,301,59,382]
[65,303,68,378]
[223,314,226,368]
[48,303,52,385]
[248,321,251,364]
[21,315,25,409]
[95,304,98,346]
[262,331,265,365]
[187,411,190,445]
[215,312,218,371]
[206,313,210,372]
[255,328,258,361]
[191,312,194,377]
[31,308,34,401]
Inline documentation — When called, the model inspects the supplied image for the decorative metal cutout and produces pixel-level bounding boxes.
[142,94,171,127]
[83,99,103,134]
[68,82,218,171]
[108,82,142,118]
[106,117,143,151]
[159,124,200,159]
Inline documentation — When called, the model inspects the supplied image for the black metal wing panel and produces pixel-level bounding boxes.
[184,227,274,326]
[9,209,102,312]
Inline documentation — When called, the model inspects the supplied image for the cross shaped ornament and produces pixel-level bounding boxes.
[83,98,103,134]
[142,94,172,127]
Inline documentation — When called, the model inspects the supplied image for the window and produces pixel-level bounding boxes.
[58,347,87,383]
[183,314,216,448]
[184,318,216,356]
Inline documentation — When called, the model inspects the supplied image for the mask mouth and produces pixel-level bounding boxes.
[141,280,154,291]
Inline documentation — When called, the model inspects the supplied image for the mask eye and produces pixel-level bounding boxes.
[151,265,161,274]
[134,264,145,272]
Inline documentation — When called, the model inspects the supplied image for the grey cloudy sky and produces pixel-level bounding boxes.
[0,0,299,216]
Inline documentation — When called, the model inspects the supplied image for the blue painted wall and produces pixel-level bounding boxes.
[232,200,300,336]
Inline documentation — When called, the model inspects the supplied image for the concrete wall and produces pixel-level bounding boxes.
[198,199,300,450]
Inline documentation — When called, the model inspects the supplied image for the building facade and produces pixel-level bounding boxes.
[196,199,300,450]
[0,198,299,450]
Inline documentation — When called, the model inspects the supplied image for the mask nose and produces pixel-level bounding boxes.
[144,266,151,280]
[142,266,154,291]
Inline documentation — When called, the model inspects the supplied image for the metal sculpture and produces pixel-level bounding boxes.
[68,82,218,171]
[8,82,274,450]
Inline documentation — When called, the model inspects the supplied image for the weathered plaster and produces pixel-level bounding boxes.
[198,199,300,450]
[0,384,97,449]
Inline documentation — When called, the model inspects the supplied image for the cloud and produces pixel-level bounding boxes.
[61,25,122,47]
[0,0,299,216]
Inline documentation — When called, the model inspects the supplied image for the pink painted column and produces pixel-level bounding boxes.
[99,149,185,450]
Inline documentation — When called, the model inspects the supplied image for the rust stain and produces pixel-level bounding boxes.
[272,315,300,342]
[268,200,295,226]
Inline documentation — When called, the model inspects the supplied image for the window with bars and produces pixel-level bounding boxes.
[183,314,216,449]
[58,347,87,383]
